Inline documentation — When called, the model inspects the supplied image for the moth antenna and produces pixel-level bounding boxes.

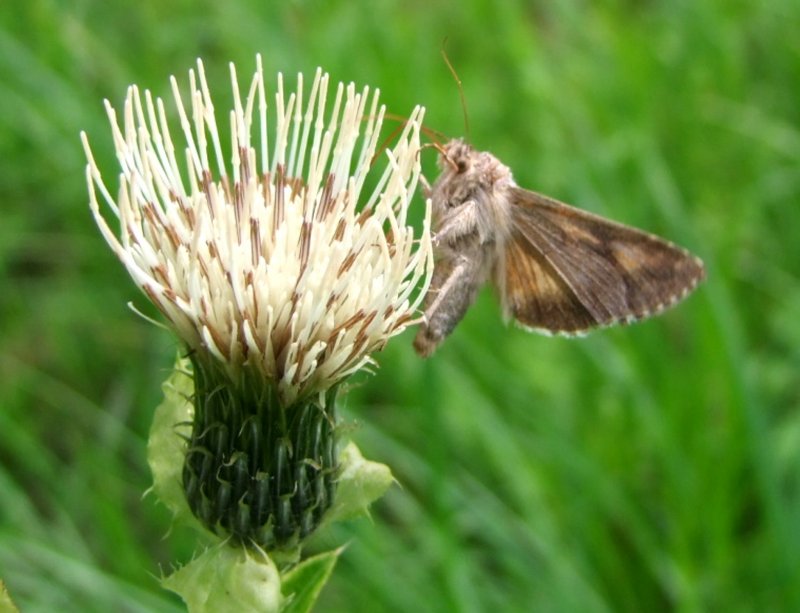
[382,111,411,124]
[371,113,451,167]
[418,141,457,171]
[420,123,450,143]
[381,112,450,143]
[441,38,470,142]
[371,120,407,168]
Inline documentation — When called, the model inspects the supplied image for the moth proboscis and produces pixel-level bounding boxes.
[413,139,706,357]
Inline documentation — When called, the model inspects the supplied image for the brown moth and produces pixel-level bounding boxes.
[413,139,706,357]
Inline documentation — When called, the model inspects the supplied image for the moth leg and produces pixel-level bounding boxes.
[413,254,483,357]
[433,200,481,246]
[420,174,432,199]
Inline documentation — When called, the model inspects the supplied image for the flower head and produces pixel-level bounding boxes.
[82,57,432,550]
[82,56,432,407]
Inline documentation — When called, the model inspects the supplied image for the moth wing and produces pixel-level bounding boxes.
[498,187,705,333]
[499,232,600,333]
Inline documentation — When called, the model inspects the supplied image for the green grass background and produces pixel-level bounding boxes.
[1,0,799,611]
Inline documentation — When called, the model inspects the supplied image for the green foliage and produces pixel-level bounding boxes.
[161,545,281,612]
[1,0,798,611]
[281,549,342,613]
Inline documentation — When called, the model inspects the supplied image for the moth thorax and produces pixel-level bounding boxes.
[487,182,515,241]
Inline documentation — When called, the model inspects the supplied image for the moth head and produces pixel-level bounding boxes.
[439,139,473,175]
[427,139,514,215]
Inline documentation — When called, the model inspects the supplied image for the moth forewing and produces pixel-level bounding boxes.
[504,187,706,330]
[495,227,601,335]
[413,138,705,357]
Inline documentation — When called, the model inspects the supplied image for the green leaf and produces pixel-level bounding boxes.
[280,549,342,613]
[324,442,394,524]
[162,545,282,613]
[147,354,200,527]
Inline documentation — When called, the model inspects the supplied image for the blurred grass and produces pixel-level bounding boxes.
[1,0,799,611]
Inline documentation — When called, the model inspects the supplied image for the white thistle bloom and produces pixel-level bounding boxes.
[82,56,433,406]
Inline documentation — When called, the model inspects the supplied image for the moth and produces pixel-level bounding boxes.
[413,139,706,357]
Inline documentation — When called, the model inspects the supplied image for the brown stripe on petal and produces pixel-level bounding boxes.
[315,173,336,221]
[250,218,261,264]
[274,164,286,231]
[233,178,244,230]
[269,332,285,366]
[298,220,312,274]
[125,226,139,250]
[141,201,159,230]
[355,208,372,227]
[292,344,307,384]
[237,325,250,362]
[201,170,215,216]
[383,229,398,258]
[333,218,346,241]
[151,263,170,287]
[245,270,260,323]
[203,319,230,361]
[347,311,379,362]
[197,251,210,281]
[329,309,365,339]
[337,252,357,277]
[356,310,377,340]
[289,290,301,315]
[345,333,369,364]
[388,312,413,333]
[143,284,168,311]
[174,192,196,230]
[162,286,178,303]
[239,146,251,183]
[287,176,305,201]
[164,223,182,252]
[140,202,181,249]
[243,312,265,353]
[142,199,181,251]
[142,285,180,326]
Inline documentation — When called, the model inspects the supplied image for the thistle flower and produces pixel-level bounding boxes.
[82,57,432,551]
